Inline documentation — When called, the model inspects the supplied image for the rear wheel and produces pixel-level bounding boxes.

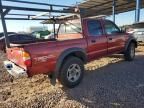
[59,57,84,88]
[124,43,135,61]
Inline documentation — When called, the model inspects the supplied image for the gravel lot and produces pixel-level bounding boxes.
[0,45,144,108]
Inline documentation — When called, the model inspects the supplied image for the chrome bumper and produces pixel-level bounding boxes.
[3,60,28,78]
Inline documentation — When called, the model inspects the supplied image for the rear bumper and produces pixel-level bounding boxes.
[3,60,28,78]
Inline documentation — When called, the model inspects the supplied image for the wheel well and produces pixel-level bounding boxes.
[54,50,87,79]
[63,51,87,64]
[130,40,137,48]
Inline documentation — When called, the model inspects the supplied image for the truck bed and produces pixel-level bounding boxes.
[6,33,86,77]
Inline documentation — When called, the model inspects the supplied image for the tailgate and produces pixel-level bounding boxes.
[6,47,27,70]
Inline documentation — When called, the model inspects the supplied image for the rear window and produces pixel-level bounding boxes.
[59,22,82,34]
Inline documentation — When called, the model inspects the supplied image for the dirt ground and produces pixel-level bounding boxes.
[0,45,144,108]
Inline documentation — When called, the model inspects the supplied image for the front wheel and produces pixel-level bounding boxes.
[59,57,84,88]
[124,43,135,61]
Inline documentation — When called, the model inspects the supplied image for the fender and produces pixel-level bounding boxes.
[124,36,137,52]
[50,47,87,85]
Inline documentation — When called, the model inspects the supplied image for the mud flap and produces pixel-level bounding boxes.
[49,72,57,86]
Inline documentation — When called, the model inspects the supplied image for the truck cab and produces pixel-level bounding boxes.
[83,19,127,60]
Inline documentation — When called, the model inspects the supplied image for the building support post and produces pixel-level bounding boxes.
[112,0,116,23]
[135,0,141,22]
[0,0,10,48]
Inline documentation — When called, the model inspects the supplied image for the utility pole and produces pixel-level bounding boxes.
[135,0,141,22]
[112,0,116,23]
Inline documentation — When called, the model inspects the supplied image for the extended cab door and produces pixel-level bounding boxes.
[86,19,107,61]
[104,20,125,54]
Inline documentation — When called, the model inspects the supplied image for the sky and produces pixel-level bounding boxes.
[0,0,144,32]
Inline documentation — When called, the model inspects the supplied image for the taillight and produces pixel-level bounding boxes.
[22,51,31,67]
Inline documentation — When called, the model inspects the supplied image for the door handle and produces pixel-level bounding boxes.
[91,40,96,43]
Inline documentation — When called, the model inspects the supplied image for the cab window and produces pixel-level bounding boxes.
[104,21,120,35]
[87,20,103,36]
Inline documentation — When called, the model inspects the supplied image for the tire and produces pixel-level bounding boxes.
[59,56,84,88]
[124,43,135,61]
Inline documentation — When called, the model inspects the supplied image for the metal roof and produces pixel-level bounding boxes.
[0,0,78,20]
[73,0,144,17]
[1,0,144,20]
[0,0,79,48]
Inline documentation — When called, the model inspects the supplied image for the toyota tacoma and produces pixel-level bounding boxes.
[4,18,137,88]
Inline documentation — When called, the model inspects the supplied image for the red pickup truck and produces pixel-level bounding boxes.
[4,19,137,88]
